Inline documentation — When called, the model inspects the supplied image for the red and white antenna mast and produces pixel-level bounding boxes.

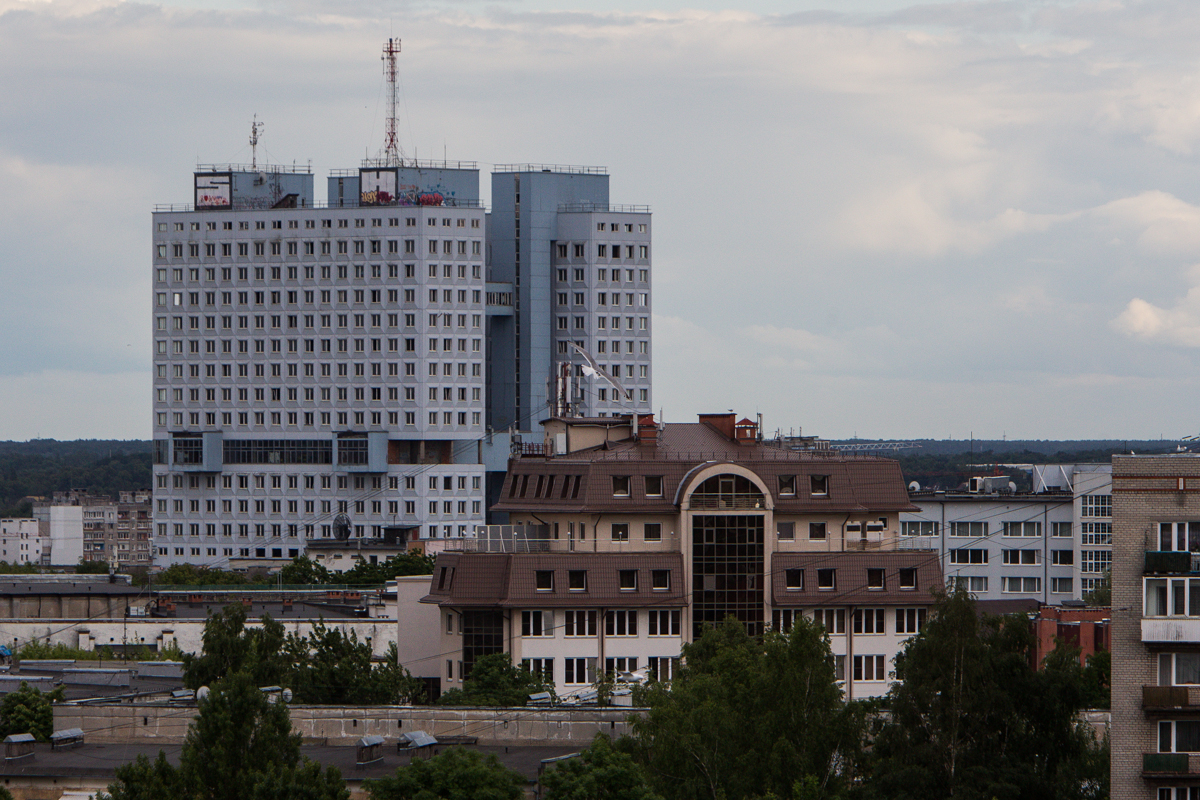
[382,38,404,167]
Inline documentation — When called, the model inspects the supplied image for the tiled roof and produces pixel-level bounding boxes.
[770,551,942,607]
[422,552,687,609]
[493,423,916,515]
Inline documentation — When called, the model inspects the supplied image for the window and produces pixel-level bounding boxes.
[563,610,597,636]
[1051,577,1074,594]
[644,523,662,541]
[1001,576,1041,593]
[809,522,827,540]
[651,570,670,590]
[1082,550,1112,574]
[535,570,554,591]
[648,610,681,636]
[776,521,795,540]
[953,576,988,593]
[1081,495,1112,518]
[1052,522,1073,538]
[813,608,845,633]
[867,569,885,590]
[568,570,587,591]
[810,475,829,496]
[612,523,629,541]
[522,658,554,679]
[645,476,663,496]
[853,655,887,681]
[1052,549,1074,566]
[612,476,630,496]
[778,476,796,495]
[521,610,550,637]
[606,609,638,635]
[949,521,987,537]
[605,656,638,675]
[1081,522,1111,545]
[901,521,938,537]
[1160,653,1200,685]
[1002,549,1039,565]
[854,608,886,633]
[1159,522,1200,552]
[949,548,988,564]
[785,568,804,590]
[1003,521,1042,538]
[899,568,917,590]
[564,657,595,685]
[1159,720,1200,753]
[817,569,836,590]
[619,570,637,590]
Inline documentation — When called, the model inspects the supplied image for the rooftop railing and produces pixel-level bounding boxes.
[196,163,312,174]
[494,163,607,175]
[558,203,651,214]
[154,198,485,213]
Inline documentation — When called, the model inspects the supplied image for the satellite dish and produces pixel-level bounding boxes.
[197,686,210,702]
[282,688,293,703]
[1008,481,1017,493]
[333,514,352,541]
[908,481,920,492]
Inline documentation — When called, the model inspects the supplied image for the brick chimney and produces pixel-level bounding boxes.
[637,414,658,444]
[698,413,736,440]
[734,417,758,444]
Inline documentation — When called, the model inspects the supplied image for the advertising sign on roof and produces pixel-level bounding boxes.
[195,173,232,208]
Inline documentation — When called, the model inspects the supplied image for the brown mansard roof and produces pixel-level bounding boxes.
[493,422,916,515]
[770,551,942,607]
[421,552,687,609]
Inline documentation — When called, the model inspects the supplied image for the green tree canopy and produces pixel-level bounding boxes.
[279,556,333,585]
[365,747,526,800]
[339,552,436,585]
[541,734,661,800]
[627,617,864,800]
[436,653,551,707]
[182,604,288,690]
[0,681,64,741]
[866,587,1108,800]
[283,622,425,705]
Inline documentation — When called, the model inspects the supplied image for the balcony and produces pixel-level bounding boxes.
[1144,752,1196,776]
[1146,551,1197,574]
[1143,618,1200,643]
[688,494,766,510]
[1144,685,1200,711]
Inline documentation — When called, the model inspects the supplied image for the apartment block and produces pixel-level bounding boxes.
[0,519,42,565]
[420,413,939,700]
[1112,454,1200,799]
[151,163,487,567]
[1034,463,1114,595]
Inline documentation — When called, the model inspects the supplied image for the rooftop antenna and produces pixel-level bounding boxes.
[382,38,405,167]
[249,115,264,169]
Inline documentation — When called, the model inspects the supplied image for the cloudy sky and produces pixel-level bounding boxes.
[3,0,1200,441]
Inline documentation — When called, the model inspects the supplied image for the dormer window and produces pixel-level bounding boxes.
[779,476,796,496]
[612,476,631,497]
[810,475,829,497]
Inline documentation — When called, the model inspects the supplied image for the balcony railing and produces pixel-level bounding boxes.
[1144,685,1199,710]
[1144,752,1193,775]
[1146,551,1197,574]
[688,494,766,510]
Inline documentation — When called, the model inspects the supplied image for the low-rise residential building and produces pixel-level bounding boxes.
[30,491,152,568]
[421,412,941,700]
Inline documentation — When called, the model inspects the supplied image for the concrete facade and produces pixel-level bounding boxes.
[151,164,487,567]
[1111,454,1200,800]
[1034,463,1114,596]
[0,519,42,565]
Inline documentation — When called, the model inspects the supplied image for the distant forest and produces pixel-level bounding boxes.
[0,438,1183,517]
[0,440,153,516]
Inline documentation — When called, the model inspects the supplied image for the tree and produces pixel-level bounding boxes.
[541,734,661,800]
[627,617,863,800]
[436,653,550,707]
[866,587,1108,800]
[365,747,526,800]
[340,551,436,586]
[76,558,110,574]
[1084,571,1111,606]
[279,555,333,586]
[101,671,347,800]
[0,681,64,741]
[147,563,263,587]
[182,604,288,690]
[283,622,424,705]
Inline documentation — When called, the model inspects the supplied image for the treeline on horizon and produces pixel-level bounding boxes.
[0,438,1181,515]
[0,439,153,516]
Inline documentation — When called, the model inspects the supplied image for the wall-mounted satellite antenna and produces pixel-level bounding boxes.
[333,513,353,541]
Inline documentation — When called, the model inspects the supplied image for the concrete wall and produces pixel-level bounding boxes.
[395,575,443,681]
[54,702,640,746]
[0,618,400,659]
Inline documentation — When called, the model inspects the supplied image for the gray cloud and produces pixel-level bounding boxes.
[3,0,1200,439]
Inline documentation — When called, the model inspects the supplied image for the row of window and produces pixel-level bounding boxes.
[158,287,482,309]
[159,216,480,233]
[163,545,300,559]
[531,569,672,593]
[158,522,477,541]
[156,409,480,429]
[951,576,1074,593]
[157,337,480,359]
[159,311,483,332]
[773,607,927,635]
[159,496,482,517]
[783,567,918,592]
[157,472,480,492]
[156,262,478,286]
[554,266,650,283]
[160,385,481,406]
[157,360,479,383]
[557,316,650,332]
[902,521,1078,538]
[515,609,683,638]
[157,239,482,259]
[949,548,1078,565]
[556,292,650,308]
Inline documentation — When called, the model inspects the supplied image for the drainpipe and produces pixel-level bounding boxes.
[846,605,855,701]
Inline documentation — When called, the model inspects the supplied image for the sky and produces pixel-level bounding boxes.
[4,0,1200,441]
